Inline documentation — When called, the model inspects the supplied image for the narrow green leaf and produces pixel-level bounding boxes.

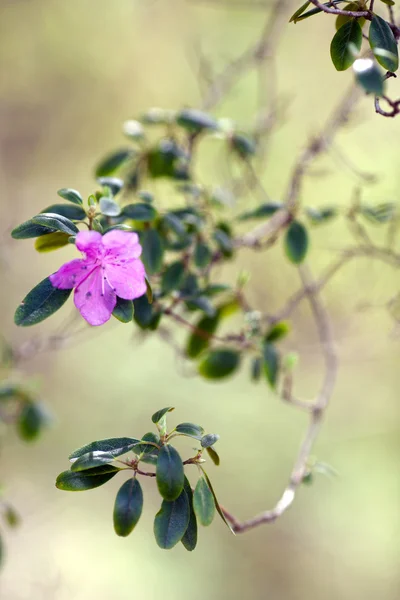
[112,297,134,323]
[57,188,83,205]
[56,466,119,491]
[181,477,198,551]
[154,489,190,549]
[199,468,234,533]
[369,15,398,72]
[122,203,157,222]
[14,277,72,327]
[141,229,164,275]
[11,219,56,239]
[113,477,143,537]
[156,445,184,501]
[201,433,220,448]
[198,349,241,380]
[330,20,362,71]
[193,476,215,526]
[251,356,262,382]
[263,342,279,388]
[95,149,134,177]
[35,232,70,253]
[285,221,309,264]
[69,437,140,460]
[70,451,116,472]
[206,446,220,466]
[289,1,311,22]
[237,202,283,221]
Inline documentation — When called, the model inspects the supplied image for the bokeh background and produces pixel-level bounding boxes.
[0,1,399,598]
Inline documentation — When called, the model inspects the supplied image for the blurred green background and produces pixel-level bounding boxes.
[0,0,399,598]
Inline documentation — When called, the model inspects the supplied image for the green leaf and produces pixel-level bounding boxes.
[41,204,86,220]
[193,241,212,269]
[193,476,215,526]
[152,407,175,424]
[285,221,309,264]
[32,213,79,236]
[206,446,220,466]
[231,133,256,158]
[185,296,216,318]
[360,202,396,223]
[201,433,220,448]
[353,58,385,96]
[251,356,262,382]
[147,140,184,179]
[305,206,337,225]
[70,451,116,472]
[122,203,157,222]
[199,468,234,533]
[156,445,184,501]
[69,437,140,460]
[213,228,233,257]
[186,313,220,359]
[98,177,124,196]
[161,261,186,294]
[56,466,120,491]
[35,231,71,253]
[369,15,398,72]
[95,149,134,177]
[237,202,283,221]
[330,20,362,71]
[154,489,190,549]
[135,432,160,464]
[14,277,72,327]
[113,477,143,537]
[175,423,204,439]
[336,2,366,29]
[57,188,83,205]
[99,197,121,217]
[141,229,164,275]
[176,108,217,133]
[11,219,56,239]
[198,349,241,380]
[181,477,198,551]
[17,402,47,441]
[263,342,279,388]
[133,293,154,329]
[289,1,311,22]
[265,321,290,343]
[112,297,134,323]
[291,0,347,23]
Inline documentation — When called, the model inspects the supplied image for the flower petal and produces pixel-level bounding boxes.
[102,230,142,260]
[50,259,92,289]
[74,266,116,326]
[105,259,147,300]
[75,231,103,260]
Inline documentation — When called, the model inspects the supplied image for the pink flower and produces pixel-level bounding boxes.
[50,230,146,326]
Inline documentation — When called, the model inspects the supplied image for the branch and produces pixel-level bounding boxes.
[221,263,338,533]
[308,0,369,18]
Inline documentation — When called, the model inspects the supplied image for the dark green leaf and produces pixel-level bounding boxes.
[156,444,184,501]
[122,203,157,222]
[206,446,220,466]
[135,432,160,464]
[112,297,134,323]
[70,451,116,472]
[32,213,79,236]
[69,437,140,460]
[213,228,233,257]
[176,109,217,133]
[181,477,198,551]
[41,204,86,220]
[291,0,346,23]
[141,229,164,275]
[35,232,71,253]
[330,20,362,71]
[369,15,398,72]
[113,477,143,537]
[185,296,216,318]
[285,221,309,264]
[161,261,186,294]
[57,188,83,205]
[251,356,262,382]
[56,466,119,491]
[305,206,337,225]
[193,241,212,269]
[147,140,184,179]
[186,313,220,359]
[200,468,234,533]
[354,58,385,95]
[263,342,279,388]
[98,177,124,195]
[11,219,56,239]
[265,321,290,343]
[193,476,215,526]
[95,149,134,177]
[154,489,190,549]
[289,1,311,22]
[335,2,365,30]
[99,197,121,217]
[201,433,220,448]
[14,277,72,327]
[152,407,174,424]
[175,423,204,439]
[237,202,283,221]
[360,202,396,223]
[198,349,241,380]
[231,133,256,158]
[17,402,47,441]
[163,213,187,237]
[133,293,154,329]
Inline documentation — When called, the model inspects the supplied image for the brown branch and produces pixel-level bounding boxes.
[221,263,338,533]
[308,0,369,18]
